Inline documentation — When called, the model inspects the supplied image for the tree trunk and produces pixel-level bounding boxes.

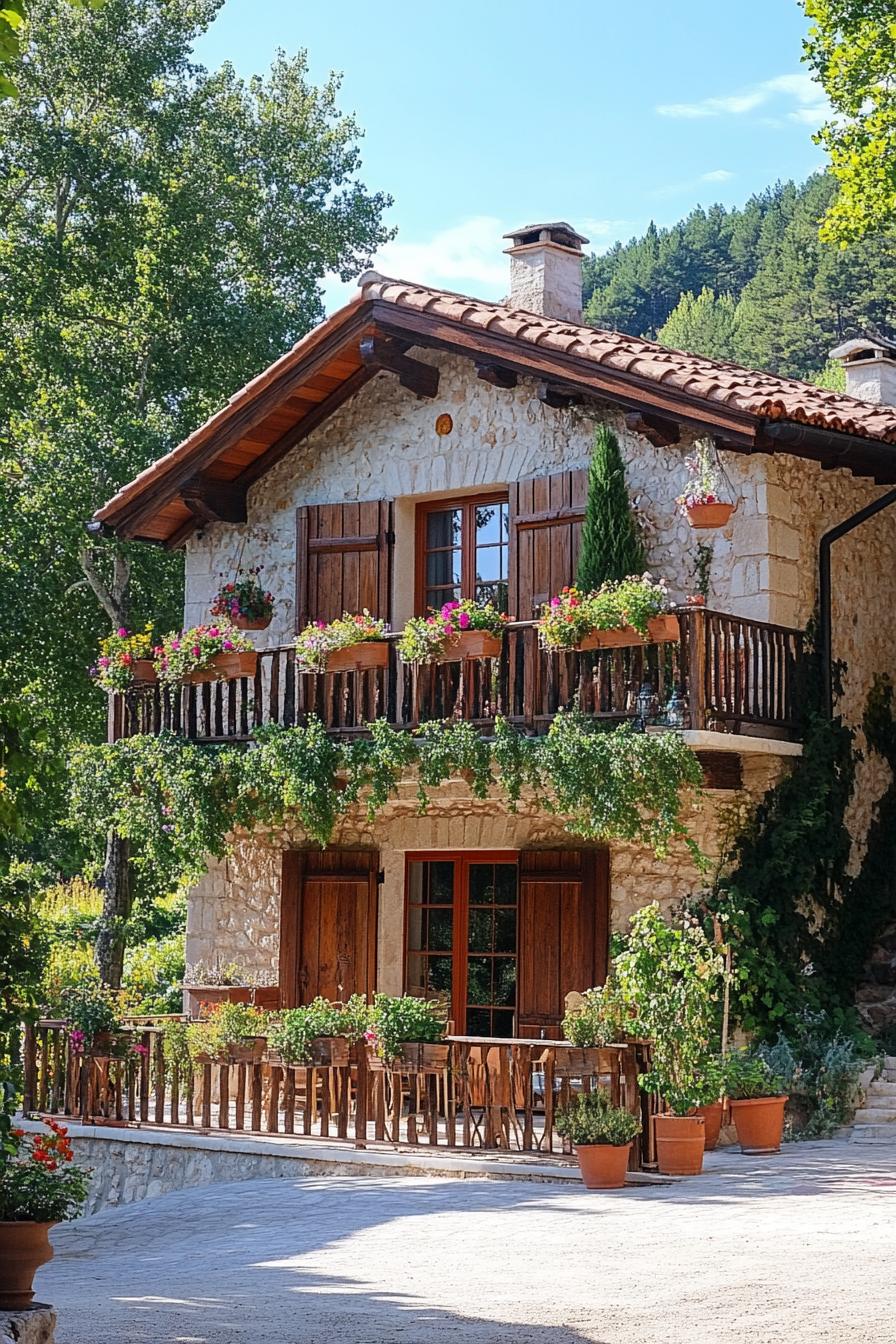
[95,831,132,988]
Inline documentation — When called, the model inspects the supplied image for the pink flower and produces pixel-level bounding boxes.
[208,627,219,638]
[171,640,180,651]
[117,627,128,637]
[223,640,234,651]
[191,646,201,657]
[458,611,470,630]
[132,1043,149,1057]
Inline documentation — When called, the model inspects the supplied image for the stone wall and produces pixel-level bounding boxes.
[185,758,788,986]
[182,349,776,636]
[0,1310,55,1344]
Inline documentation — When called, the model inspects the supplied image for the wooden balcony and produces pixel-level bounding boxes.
[109,607,806,746]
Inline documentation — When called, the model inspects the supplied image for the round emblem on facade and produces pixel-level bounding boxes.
[435,413,453,436]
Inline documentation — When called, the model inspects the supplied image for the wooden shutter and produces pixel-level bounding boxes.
[279,849,379,1008]
[295,500,393,630]
[517,849,609,1039]
[507,469,588,620]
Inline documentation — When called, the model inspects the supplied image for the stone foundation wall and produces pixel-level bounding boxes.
[0,1309,56,1344]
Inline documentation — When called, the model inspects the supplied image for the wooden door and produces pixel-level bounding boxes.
[517,849,609,1039]
[279,850,378,1007]
[507,468,588,620]
[295,499,393,629]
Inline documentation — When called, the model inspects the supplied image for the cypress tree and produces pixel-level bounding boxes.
[575,424,646,591]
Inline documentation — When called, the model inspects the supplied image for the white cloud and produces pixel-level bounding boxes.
[656,71,829,126]
[701,169,734,182]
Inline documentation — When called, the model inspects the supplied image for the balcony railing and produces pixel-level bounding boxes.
[109,607,805,745]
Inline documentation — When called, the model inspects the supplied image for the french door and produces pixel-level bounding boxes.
[404,852,519,1037]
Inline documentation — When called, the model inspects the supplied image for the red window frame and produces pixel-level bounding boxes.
[414,493,509,615]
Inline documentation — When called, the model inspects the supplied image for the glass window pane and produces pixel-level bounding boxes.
[467,908,493,953]
[425,955,453,995]
[426,508,461,549]
[426,585,461,611]
[430,862,454,904]
[426,550,461,589]
[406,905,425,952]
[490,1009,515,1039]
[494,908,517,953]
[466,1007,492,1038]
[426,907,453,951]
[469,864,496,905]
[494,865,518,905]
[406,952,427,995]
[475,546,503,583]
[466,956,491,1005]
[475,503,502,545]
[494,959,517,1006]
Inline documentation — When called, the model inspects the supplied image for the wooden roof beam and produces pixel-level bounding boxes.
[624,410,681,447]
[475,361,518,389]
[537,381,582,410]
[359,334,439,398]
[181,474,247,525]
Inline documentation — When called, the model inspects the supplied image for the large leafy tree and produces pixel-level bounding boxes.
[803,0,896,246]
[658,287,740,363]
[0,0,393,974]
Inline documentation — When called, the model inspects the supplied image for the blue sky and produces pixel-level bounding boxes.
[194,1,827,311]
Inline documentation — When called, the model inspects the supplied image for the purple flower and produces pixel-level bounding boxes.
[223,640,234,651]
[117,627,128,637]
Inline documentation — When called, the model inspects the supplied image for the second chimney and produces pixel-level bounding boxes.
[504,221,588,323]
[829,336,896,405]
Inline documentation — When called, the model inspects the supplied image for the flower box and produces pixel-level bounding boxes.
[395,1041,451,1072]
[131,659,158,684]
[183,984,280,1019]
[307,1036,351,1068]
[435,630,503,663]
[685,502,735,530]
[232,614,271,632]
[195,1035,267,1066]
[311,640,389,675]
[577,614,680,651]
[185,651,257,684]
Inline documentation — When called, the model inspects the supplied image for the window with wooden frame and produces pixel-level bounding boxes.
[415,493,509,614]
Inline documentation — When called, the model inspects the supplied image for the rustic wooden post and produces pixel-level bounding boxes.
[685,607,708,731]
[354,1047,368,1149]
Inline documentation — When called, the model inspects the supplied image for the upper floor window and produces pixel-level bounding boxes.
[415,493,509,614]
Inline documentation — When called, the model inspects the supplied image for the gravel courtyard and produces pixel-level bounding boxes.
[41,1142,896,1344]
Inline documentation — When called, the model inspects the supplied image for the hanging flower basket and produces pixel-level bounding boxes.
[211,570,274,631]
[684,501,735,530]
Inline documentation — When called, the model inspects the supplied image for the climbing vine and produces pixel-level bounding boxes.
[69,713,706,899]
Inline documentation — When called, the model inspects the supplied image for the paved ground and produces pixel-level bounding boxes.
[42,1142,896,1344]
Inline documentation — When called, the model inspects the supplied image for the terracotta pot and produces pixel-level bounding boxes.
[436,630,503,662]
[317,641,389,675]
[186,651,257,684]
[232,613,272,631]
[575,1142,632,1190]
[654,1113,705,1175]
[0,1221,56,1309]
[685,502,735,530]
[730,1095,787,1153]
[577,615,680,651]
[131,659,157,684]
[695,1101,724,1151]
[396,1041,451,1072]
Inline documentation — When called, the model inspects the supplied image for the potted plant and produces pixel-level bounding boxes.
[561,975,631,1063]
[614,904,725,1176]
[555,1090,642,1189]
[182,961,280,1018]
[186,1000,269,1065]
[61,984,130,1057]
[397,599,508,665]
[268,995,370,1068]
[366,994,448,1071]
[295,611,389,675]
[211,569,275,631]
[676,441,735,530]
[693,1054,727,1151]
[91,625,157,690]
[153,623,256,685]
[537,576,678,653]
[0,1120,90,1308]
[724,1047,789,1153]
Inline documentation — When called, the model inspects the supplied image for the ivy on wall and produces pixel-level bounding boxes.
[69,712,706,903]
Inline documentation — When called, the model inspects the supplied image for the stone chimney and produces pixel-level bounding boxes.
[829,335,896,405]
[503,221,588,323]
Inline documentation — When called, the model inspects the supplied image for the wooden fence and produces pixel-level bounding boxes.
[22,1022,656,1169]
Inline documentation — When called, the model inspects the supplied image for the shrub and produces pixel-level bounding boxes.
[555,1091,642,1147]
[723,1046,788,1100]
[269,996,371,1065]
[123,933,185,1015]
[60,984,123,1049]
[756,1010,873,1137]
[576,423,646,590]
[367,994,445,1063]
[186,1001,269,1061]
[295,611,388,674]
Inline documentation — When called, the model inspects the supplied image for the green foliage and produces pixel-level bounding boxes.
[397,600,508,664]
[161,1019,192,1079]
[153,625,252,684]
[60,984,122,1042]
[562,976,630,1047]
[537,577,669,650]
[723,1046,788,1100]
[368,994,445,1063]
[584,174,896,380]
[803,1,896,244]
[70,714,706,885]
[122,933,184,1014]
[0,1122,90,1222]
[756,1010,872,1138]
[555,1090,641,1147]
[614,903,725,1114]
[270,995,370,1066]
[576,425,646,591]
[186,1002,268,1062]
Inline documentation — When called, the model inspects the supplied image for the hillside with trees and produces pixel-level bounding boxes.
[582,173,896,383]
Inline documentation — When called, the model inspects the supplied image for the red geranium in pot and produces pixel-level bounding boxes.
[211,569,275,631]
[0,1121,90,1309]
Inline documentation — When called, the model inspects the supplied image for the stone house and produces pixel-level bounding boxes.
[92,222,896,1037]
